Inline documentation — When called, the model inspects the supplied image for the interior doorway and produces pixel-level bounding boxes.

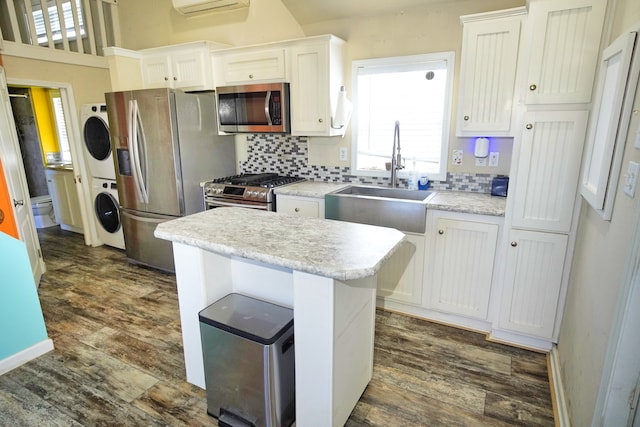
[4,76,98,259]
[8,85,84,235]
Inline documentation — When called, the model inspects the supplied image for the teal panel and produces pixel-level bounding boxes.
[0,232,48,360]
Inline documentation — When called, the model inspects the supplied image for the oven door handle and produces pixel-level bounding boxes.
[206,199,268,210]
[264,90,273,126]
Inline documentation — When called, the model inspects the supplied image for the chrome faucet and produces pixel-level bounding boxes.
[390,120,404,188]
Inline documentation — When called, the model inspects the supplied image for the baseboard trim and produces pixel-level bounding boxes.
[549,345,570,427]
[0,339,54,375]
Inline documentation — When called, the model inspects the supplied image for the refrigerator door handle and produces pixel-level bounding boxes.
[264,90,273,126]
[129,99,149,204]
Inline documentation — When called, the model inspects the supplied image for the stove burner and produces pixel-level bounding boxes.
[209,173,303,187]
[229,173,279,185]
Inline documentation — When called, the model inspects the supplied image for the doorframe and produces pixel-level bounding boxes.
[6,77,99,247]
[592,199,640,426]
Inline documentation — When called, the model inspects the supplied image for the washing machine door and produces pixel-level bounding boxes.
[84,116,111,161]
[95,192,121,233]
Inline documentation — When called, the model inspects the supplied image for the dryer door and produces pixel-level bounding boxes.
[84,116,110,161]
[94,192,120,233]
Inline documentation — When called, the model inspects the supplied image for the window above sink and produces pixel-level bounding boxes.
[351,51,455,182]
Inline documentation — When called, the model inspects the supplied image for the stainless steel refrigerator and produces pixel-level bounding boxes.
[105,88,236,272]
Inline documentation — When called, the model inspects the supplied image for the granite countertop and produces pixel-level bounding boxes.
[274,181,349,198]
[427,191,506,216]
[46,164,74,171]
[275,182,506,217]
[154,207,405,281]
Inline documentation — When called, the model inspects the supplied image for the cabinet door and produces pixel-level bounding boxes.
[172,50,210,90]
[62,172,82,228]
[457,16,522,136]
[220,49,286,84]
[511,110,588,233]
[377,233,424,305]
[290,43,330,135]
[276,196,323,218]
[45,170,72,225]
[428,218,499,319]
[525,0,607,104]
[500,229,568,339]
[141,55,172,89]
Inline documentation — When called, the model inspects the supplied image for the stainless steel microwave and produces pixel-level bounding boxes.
[216,82,290,133]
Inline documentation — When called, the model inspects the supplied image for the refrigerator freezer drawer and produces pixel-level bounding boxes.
[121,209,176,272]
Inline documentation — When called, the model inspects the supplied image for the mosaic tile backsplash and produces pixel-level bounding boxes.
[239,134,502,194]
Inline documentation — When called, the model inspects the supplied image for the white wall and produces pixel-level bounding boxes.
[116,0,304,49]
[557,0,640,424]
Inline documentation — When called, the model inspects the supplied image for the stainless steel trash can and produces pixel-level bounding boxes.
[199,293,295,427]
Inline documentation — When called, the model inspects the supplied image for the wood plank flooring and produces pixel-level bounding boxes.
[0,227,554,426]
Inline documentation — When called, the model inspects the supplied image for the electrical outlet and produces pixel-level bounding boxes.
[452,149,463,165]
[339,147,348,161]
[476,157,488,167]
[623,161,639,198]
[489,152,499,167]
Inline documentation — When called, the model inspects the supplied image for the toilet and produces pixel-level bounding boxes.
[31,195,57,228]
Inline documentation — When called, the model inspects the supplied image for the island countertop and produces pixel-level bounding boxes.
[154,207,406,281]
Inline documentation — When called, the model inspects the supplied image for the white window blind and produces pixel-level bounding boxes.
[352,52,454,181]
[32,0,85,44]
[51,96,72,163]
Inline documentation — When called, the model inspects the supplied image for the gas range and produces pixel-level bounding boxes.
[202,173,305,211]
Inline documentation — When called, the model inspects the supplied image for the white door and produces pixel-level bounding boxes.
[0,68,46,284]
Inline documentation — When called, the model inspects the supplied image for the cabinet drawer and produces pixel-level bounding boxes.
[277,197,321,218]
[221,49,286,84]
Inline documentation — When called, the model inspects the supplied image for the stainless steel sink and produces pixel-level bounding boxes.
[325,185,435,233]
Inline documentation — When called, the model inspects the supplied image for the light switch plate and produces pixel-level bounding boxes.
[635,119,640,149]
[623,161,639,198]
[339,147,348,161]
[476,157,487,167]
[489,152,499,167]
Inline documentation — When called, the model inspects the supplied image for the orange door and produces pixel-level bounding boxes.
[0,159,19,239]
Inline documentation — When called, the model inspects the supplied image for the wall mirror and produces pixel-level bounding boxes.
[581,31,638,220]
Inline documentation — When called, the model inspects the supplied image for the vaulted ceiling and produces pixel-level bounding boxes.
[280,0,462,25]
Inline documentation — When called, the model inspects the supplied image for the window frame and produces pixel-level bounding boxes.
[350,51,455,182]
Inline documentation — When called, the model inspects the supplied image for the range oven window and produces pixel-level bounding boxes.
[223,187,245,196]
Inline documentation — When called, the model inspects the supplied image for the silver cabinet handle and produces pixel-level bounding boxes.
[249,74,254,79]
[526,123,533,130]
[511,241,518,247]
[294,207,300,213]
[13,199,24,207]
[463,115,469,121]
[438,229,444,235]
[529,84,537,91]
[319,118,323,123]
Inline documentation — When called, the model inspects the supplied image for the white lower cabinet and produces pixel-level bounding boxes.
[276,195,324,218]
[377,233,425,305]
[498,229,568,339]
[426,214,499,319]
[45,168,83,231]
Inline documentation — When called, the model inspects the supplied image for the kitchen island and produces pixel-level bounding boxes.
[154,207,406,426]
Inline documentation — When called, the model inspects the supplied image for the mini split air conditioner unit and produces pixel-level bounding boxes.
[172,0,249,15]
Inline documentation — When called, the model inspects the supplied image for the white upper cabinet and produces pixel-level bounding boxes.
[214,48,287,85]
[511,110,589,233]
[524,0,607,105]
[457,8,525,136]
[141,41,221,91]
[290,36,346,137]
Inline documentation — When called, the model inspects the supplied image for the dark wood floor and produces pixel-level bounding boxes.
[0,227,555,426]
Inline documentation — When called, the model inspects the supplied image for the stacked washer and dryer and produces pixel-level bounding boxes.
[81,103,125,250]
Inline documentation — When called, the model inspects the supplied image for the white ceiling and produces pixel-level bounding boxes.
[280,0,457,25]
